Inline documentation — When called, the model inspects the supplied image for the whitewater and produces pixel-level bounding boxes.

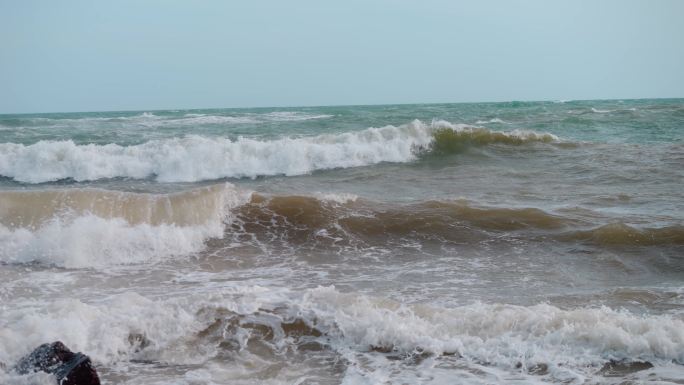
[1,100,683,384]
[0,120,557,183]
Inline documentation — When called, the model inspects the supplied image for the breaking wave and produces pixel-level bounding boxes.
[3,185,681,269]
[230,194,570,247]
[0,111,333,130]
[0,184,249,268]
[0,189,569,268]
[2,286,683,384]
[224,194,684,250]
[0,120,560,183]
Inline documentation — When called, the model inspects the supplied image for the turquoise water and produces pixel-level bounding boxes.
[1,99,683,385]
[1,99,682,146]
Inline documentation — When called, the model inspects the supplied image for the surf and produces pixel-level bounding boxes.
[0,120,560,183]
[0,184,249,268]
[3,286,683,384]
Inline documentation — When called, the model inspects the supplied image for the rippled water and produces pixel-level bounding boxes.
[1,99,683,384]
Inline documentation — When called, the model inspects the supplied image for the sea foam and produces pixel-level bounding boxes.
[2,286,683,384]
[0,120,558,183]
[0,184,250,268]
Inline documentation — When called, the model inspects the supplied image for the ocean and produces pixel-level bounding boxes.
[1,99,683,384]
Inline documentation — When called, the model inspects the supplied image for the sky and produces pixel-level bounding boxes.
[1,0,683,113]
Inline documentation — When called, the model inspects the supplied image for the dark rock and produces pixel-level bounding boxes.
[369,345,394,353]
[528,363,549,375]
[599,359,654,377]
[515,362,549,375]
[14,341,100,385]
[281,319,322,338]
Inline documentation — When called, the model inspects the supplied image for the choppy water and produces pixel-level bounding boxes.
[1,99,683,384]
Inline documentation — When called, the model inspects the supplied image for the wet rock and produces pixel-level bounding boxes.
[515,362,548,375]
[370,345,394,353]
[127,333,152,352]
[373,346,433,365]
[14,341,100,385]
[281,319,322,338]
[528,363,549,375]
[599,359,653,377]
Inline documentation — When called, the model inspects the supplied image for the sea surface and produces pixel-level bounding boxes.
[1,99,683,384]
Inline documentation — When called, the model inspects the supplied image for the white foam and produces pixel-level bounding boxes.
[314,192,359,204]
[289,287,684,383]
[158,115,257,126]
[260,111,333,121]
[475,118,506,124]
[0,372,55,385]
[0,292,200,367]
[299,287,684,365]
[0,121,435,183]
[0,120,558,184]
[0,184,250,268]
[2,111,332,130]
[0,216,220,268]
[2,286,683,384]
[137,112,332,127]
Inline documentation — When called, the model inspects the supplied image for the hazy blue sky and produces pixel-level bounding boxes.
[1,0,683,113]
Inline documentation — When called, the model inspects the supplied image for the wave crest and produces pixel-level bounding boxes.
[230,195,569,247]
[0,120,559,183]
[562,223,684,246]
[0,184,249,268]
[430,124,558,154]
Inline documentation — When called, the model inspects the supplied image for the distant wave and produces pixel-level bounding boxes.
[0,111,334,130]
[475,118,506,124]
[591,107,638,114]
[260,111,334,121]
[0,120,560,183]
[138,111,334,127]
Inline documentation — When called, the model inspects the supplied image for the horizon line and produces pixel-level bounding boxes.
[1,96,683,116]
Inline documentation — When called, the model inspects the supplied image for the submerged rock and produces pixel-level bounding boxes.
[127,332,152,352]
[528,363,549,375]
[514,362,548,375]
[14,341,100,385]
[599,359,654,377]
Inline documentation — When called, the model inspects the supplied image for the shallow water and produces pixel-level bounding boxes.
[1,99,683,384]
